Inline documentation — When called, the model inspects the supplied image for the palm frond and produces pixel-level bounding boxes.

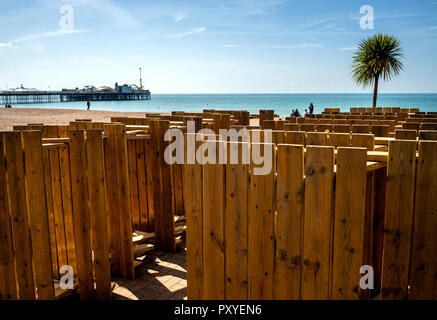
[351,34,404,88]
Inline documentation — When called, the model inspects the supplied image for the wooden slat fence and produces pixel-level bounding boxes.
[0,130,112,300]
[184,137,437,300]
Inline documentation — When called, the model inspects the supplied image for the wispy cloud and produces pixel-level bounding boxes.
[174,27,205,38]
[257,43,323,49]
[13,29,89,43]
[429,26,437,30]
[173,13,188,23]
[302,19,329,29]
[0,29,89,51]
[339,46,357,51]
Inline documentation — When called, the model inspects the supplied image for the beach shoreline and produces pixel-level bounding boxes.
[0,108,166,131]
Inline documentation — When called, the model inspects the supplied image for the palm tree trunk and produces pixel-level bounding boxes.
[372,75,379,109]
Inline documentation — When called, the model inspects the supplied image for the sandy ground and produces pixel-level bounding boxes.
[0,108,164,131]
[0,107,260,131]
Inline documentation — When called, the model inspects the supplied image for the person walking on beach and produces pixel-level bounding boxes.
[87,99,91,110]
[309,103,314,114]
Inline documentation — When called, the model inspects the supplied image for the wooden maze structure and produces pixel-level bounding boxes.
[1,107,436,300]
[183,107,437,300]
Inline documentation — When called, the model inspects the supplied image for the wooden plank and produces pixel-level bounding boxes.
[103,125,121,275]
[285,131,305,145]
[136,139,148,232]
[331,147,367,299]
[112,125,135,279]
[381,140,417,299]
[127,139,140,231]
[409,141,437,299]
[394,129,416,140]
[173,163,184,215]
[306,132,328,146]
[0,133,18,300]
[202,140,225,299]
[302,145,334,300]
[351,133,375,151]
[144,137,155,232]
[41,129,59,279]
[86,130,112,300]
[248,143,275,299]
[57,127,77,275]
[22,131,55,300]
[418,130,437,140]
[328,133,350,148]
[184,137,204,300]
[68,130,94,300]
[225,142,249,299]
[47,126,68,272]
[371,167,387,298]
[149,120,176,252]
[362,170,374,300]
[274,144,304,300]
[3,132,35,299]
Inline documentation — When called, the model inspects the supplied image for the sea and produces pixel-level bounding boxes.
[10,93,437,117]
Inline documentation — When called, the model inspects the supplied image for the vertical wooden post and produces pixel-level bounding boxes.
[184,135,204,300]
[0,133,18,300]
[136,138,149,231]
[3,132,35,299]
[302,146,334,300]
[127,139,140,231]
[381,140,417,299]
[145,136,155,232]
[47,126,68,272]
[202,141,225,299]
[248,143,275,299]
[103,124,134,279]
[87,130,112,299]
[371,166,387,298]
[149,120,176,252]
[331,147,367,299]
[103,125,121,275]
[41,126,59,279]
[22,131,55,300]
[57,126,77,274]
[274,144,304,300]
[409,141,437,299]
[225,142,249,299]
[69,129,94,300]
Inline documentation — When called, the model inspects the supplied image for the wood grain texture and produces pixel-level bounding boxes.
[381,140,417,299]
[331,147,367,299]
[302,145,334,300]
[409,141,437,299]
[274,144,304,299]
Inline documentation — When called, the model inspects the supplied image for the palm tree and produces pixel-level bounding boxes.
[352,34,404,109]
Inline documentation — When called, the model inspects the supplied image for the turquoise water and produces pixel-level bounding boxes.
[11,93,437,117]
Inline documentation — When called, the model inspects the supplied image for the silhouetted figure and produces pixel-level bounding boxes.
[309,103,314,114]
[293,109,301,117]
[87,100,91,110]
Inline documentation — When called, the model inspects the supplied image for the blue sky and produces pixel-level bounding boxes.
[0,0,436,93]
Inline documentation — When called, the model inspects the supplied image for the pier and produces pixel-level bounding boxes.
[0,90,151,105]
